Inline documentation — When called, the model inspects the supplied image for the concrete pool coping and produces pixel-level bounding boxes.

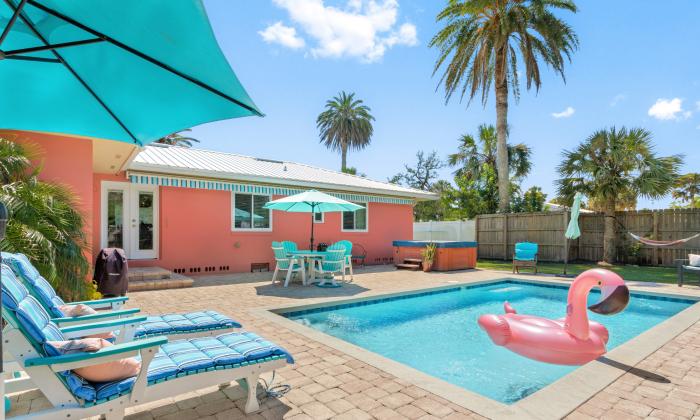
[252,275,700,420]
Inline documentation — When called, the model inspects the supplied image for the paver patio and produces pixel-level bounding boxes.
[7,266,700,419]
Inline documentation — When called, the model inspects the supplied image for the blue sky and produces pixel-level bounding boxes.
[195,0,700,209]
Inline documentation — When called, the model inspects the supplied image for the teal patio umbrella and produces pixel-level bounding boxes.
[563,192,583,276]
[0,0,262,145]
[264,190,364,251]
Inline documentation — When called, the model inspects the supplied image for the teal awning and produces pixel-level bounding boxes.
[0,0,262,145]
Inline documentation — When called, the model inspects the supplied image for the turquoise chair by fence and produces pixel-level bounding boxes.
[314,248,346,287]
[513,242,539,274]
[0,264,293,419]
[1,253,241,340]
[334,240,354,280]
[271,242,305,287]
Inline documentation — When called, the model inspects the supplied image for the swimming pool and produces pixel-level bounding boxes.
[283,280,695,404]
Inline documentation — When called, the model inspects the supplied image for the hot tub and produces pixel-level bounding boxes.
[392,240,477,271]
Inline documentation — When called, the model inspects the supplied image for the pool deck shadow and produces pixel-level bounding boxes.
[255,282,370,299]
[597,356,671,383]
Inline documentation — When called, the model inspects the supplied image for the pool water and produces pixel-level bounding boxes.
[284,280,695,404]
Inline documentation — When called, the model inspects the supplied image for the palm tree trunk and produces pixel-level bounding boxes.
[341,141,348,171]
[603,198,617,263]
[495,48,510,213]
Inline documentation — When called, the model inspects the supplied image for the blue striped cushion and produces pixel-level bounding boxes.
[2,253,66,317]
[134,311,241,337]
[88,331,293,401]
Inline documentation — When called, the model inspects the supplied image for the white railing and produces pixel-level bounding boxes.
[413,220,476,241]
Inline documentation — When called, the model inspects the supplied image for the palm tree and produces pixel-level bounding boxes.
[0,138,91,300]
[672,173,700,207]
[430,0,578,212]
[316,91,375,171]
[156,129,200,147]
[448,124,531,183]
[556,127,682,264]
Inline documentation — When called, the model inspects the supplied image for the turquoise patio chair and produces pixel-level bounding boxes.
[271,242,305,287]
[513,242,539,274]
[0,264,293,419]
[2,253,241,341]
[333,240,354,281]
[314,248,346,287]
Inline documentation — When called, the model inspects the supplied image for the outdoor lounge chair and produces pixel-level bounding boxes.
[513,242,538,274]
[1,264,293,419]
[2,253,241,341]
[676,258,700,286]
[271,242,306,287]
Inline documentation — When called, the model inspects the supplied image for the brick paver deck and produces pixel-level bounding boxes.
[7,267,700,419]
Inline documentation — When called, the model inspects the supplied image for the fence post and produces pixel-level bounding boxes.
[652,211,659,266]
[502,214,508,260]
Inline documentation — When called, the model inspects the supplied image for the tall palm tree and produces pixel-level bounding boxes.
[672,173,700,207]
[556,127,682,264]
[0,138,91,300]
[448,124,531,182]
[430,0,578,212]
[316,91,375,171]
[156,129,200,147]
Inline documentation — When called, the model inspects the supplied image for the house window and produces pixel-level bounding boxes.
[233,193,271,231]
[314,212,324,223]
[342,202,367,231]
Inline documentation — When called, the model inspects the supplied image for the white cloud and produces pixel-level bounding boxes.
[258,22,306,49]
[610,94,626,107]
[552,106,575,119]
[648,98,691,120]
[265,0,417,62]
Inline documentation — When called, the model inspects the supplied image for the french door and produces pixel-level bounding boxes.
[101,181,159,259]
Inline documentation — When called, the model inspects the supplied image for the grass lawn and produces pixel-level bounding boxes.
[476,259,681,284]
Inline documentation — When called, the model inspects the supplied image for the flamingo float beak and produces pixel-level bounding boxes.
[588,283,630,315]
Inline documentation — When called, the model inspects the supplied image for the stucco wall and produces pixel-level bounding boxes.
[126,186,414,273]
[2,131,94,249]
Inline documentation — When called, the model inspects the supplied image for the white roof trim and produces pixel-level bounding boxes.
[127,145,438,201]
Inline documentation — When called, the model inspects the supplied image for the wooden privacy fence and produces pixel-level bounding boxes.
[476,209,700,266]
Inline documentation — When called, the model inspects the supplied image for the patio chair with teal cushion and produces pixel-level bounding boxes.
[0,264,293,419]
[314,248,346,287]
[2,253,241,341]
[334,240,354,281]
[513,242,539,274]
[271,242,305,287]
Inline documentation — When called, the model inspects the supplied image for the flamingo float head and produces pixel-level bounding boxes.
[586,269,630,315]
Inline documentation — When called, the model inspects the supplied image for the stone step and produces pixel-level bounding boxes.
[128,266,170,282]
[395,263,421,271]
[129,272,194,292]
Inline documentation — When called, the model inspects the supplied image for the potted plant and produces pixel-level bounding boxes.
[421,242,437,272]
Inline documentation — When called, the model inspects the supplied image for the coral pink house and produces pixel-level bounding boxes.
[5,130,435,275]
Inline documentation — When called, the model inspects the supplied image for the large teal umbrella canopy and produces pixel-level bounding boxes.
[264,190,364,250]
[0,0,262,145]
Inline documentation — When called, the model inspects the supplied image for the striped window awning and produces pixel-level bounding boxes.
[127,172,415,205]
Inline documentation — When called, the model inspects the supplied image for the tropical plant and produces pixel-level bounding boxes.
[556,127,682,263]
[421,242,438,272]
[448,124,531,183]
[0,138,92,300]
[430,0,579,212]
[390,151,453,221]
[316,91,375,171]
[341,166,366,177]
[672,173,700,208]
[155,129,200,147]
[512,186,547,212]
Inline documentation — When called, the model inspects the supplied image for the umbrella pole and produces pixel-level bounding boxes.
[310,204,315,251]
[564,238,569,275]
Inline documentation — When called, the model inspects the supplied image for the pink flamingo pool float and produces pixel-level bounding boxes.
[478,269,630,365]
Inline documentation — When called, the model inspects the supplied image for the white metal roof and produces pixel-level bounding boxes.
[127,144,437,200]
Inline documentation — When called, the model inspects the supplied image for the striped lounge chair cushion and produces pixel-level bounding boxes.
[135,311,241,337]
[2,252,67,318]
[88,331,293,401]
